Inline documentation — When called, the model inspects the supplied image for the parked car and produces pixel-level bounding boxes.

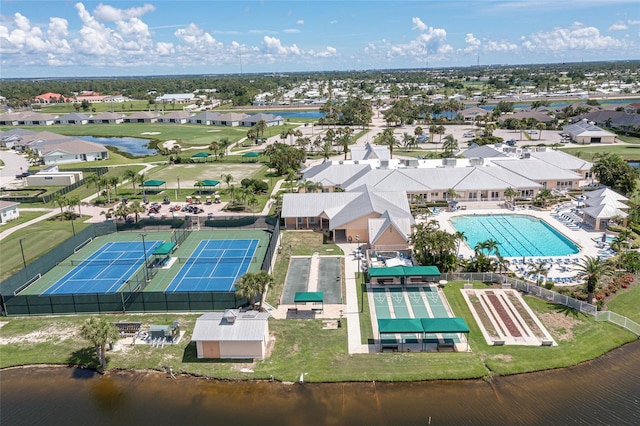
[506,140,516,146]
[463,132,475,138]
[416,136,428,143]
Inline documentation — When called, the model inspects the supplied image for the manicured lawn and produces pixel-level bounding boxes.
[0,215,92,280]
[38,100,151,114]
[606,283,640,323]
[0,210,48,231]
[559,144,640,161]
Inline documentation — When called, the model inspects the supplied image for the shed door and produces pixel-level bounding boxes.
[202,341,221,358]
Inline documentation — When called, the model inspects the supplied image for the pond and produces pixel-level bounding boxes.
[270,110,325,119]
[2,341,640,425]
[79,136,156,156]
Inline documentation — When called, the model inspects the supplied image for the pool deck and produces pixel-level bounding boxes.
[430,203,611,285]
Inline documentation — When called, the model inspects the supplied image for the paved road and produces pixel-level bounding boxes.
[0,151,29,188]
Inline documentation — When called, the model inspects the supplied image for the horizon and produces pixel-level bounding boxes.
[1,1,638,79]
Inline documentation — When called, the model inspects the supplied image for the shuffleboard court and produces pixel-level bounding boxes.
[43,241,161,295]
[166,239,258,292]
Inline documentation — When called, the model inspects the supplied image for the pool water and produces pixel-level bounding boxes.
[450,214,579,257]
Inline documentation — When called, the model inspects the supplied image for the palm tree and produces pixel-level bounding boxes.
[128,201,146,222]
[85,174,101,200]
[123,169,138,193]
[536,122,546,140]
[114,203,130,222]
[442,134,458,155]
[256,120,268,139]
[67,195,82,216]
[320,142,333,162]
[136,172,146,196]
[79,317,120,370]
[53,194,67,215]
[221,173,233,189]
[504,187,518,205]
[454,231,467,257]
[209,140,222,160]
[574,256,614,304]
[531,261,549,285]
[435,125,446,143]
[99,176,111,203]
[235,271,275,311]
[108,176,120,197]
[194,180,203,195]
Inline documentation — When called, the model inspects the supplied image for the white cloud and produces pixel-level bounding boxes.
[524,23,623,52]
[609,22,628,31]
[463,33,481,52]
[329,20,337,25]
[93,3,156,22]
[412,17,427,32]
[262,36,301,56]
[283,29,300,34]
[484,40,518,52]
[296,20,304,25]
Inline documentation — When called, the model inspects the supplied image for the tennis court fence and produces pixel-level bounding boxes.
[178,256,257,264]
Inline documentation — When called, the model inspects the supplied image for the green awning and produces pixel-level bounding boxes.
[201,179,220,187]
[191,152,210,158]
[294,291,324,303]
[369,265,440,278]
[421,317,469,333]
[152,242,175,256]
[142,179,166,187]
[242,152,260,157]
[378,318,423,333]
[378,317,469,334]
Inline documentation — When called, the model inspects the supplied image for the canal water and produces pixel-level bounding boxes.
[2,340,639,425]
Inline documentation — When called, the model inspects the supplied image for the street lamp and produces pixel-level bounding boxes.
[139,233,149,282]
[70,218,76,238]
[19,238,27,269]
[355,234,362,313]
[176,175,180,201]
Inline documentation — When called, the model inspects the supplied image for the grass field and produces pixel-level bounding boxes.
[605,284,640,323]
[0,215,92,280]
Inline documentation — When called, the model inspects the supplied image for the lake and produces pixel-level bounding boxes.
[2,340,639,425]
[79,136,156,156]
[271,110,325,119]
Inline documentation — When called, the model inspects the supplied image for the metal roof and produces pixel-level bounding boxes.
[191,310,270,342]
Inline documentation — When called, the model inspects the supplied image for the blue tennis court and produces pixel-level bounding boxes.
[166,239,258,292]
[43,241,161,295]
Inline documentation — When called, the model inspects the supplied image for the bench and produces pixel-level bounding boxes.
[381,344,399,352]
[437,342,455,352]
[287,308,298,313]
[541,340,554,346]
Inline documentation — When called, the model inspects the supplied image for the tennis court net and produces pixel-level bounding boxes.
[69,258,144,266]
[178,256,256,264]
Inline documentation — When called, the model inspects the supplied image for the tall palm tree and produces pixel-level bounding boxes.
[136,173,147,196]
[221,173,233,189]
[85,174,101,200]
[256,120,268,139]
[442,134,458,155]
[79,317,120,370]
[504,187,518,205]
[123,169,138,193]
[574,256,614,304]
[53,194,67,215]
[108,175,120,197]
[320,142,333,162]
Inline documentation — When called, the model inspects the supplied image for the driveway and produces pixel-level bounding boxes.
[0,150,29,187]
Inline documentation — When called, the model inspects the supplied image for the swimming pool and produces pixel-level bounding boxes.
[450,214,579,257]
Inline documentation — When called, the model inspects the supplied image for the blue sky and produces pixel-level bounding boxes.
[1,0,638,78]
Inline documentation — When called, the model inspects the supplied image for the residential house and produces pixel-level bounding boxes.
[56,112,90,125]
[460,106,488,122]
[21,113,58,126]
[88,112,124,124]
[124,111,158,123]
[0,201,20,224]
[213,113,248,126]
[158,111,192,124]
[240,113,284,127]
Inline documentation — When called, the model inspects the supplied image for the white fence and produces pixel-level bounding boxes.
[595,311,640,336]
[446,272,597,315]
[447,272,640,336]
